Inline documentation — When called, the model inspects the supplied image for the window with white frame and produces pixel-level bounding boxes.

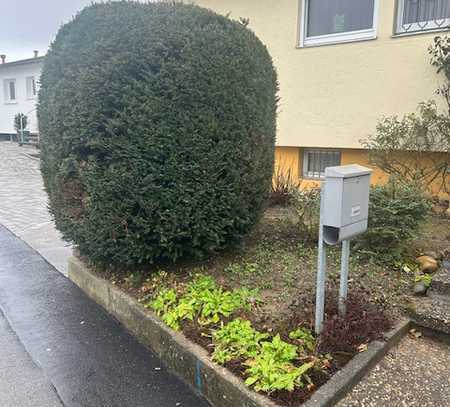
[26,76,37,99]
[299,0,379,47]
[3,79,17,103]
[396,0,450,34]
[303,149,341,179]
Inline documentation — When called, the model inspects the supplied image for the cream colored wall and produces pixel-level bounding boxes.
[196,0,446,148]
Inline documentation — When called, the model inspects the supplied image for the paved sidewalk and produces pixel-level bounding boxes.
[0,225,209,407]
[0,141,71,274]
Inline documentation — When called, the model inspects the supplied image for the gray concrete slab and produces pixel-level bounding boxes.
[0,225,209,407]
[0,141,71,275]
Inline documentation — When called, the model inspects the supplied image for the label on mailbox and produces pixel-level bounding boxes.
[351,205,361,217]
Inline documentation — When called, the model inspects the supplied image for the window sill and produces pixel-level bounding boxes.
[301,176,324,181]
[298,32,377,48]
[4,101,18,105]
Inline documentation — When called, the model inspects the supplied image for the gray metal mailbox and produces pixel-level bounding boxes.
[315,164,372,334]
[322,164,372,245]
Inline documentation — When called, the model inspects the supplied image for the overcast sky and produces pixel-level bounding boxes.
[0,0,97,62]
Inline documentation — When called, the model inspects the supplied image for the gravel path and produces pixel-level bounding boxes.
[338,334,450,406]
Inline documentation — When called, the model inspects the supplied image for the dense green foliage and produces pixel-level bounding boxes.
[212,319,269,364]
[212,318,317,394]
[289,181,431,263]
[148,275,256,330]
[38,1,278,266]
[355,180,431,262]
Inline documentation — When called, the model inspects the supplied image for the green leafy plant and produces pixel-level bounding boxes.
[212,319,269,364]
[415,274,432,288]
[148,275,257,330]
[38,1,278,267]
[244,335,314,394]
[245,354,314,393]
[289,327,316,353]
[260,334,298,363]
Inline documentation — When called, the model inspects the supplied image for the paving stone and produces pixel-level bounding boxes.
[0,141,71,274]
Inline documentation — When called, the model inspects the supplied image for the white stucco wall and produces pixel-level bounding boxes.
[0,58,43,134]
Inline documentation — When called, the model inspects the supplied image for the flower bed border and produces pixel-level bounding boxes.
[68,256,410,407]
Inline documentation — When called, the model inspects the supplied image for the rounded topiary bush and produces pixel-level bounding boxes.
[38,1,278,267]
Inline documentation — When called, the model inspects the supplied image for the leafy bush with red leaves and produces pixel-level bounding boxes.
[318,288,392,355]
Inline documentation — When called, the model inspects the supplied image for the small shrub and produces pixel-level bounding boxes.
[271,164,299,206]
[355,180,432,263]
[38,1,278,267]
[290,186,320,242]
[14,113,28,133]
[318,288,392,355]
[362,102,450,193]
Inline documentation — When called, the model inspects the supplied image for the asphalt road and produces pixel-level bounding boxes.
[0,225,209,407]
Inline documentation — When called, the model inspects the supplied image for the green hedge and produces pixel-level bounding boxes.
[38,1,278,267]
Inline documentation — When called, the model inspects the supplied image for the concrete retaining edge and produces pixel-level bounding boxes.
[303,318,411,406]
[68,256,410,407]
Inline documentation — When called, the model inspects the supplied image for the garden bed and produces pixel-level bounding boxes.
[72,209,450,406]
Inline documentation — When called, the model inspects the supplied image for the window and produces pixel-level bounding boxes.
[26,76,37,99]
[303,149,341,179]
[299,0,379,47]
[3,79,17,103]
[396,0,450,34]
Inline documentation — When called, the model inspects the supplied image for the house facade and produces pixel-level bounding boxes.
[195,0,450,193]
[0,53,44,137]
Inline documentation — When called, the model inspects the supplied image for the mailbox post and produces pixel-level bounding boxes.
[315,165,372,334]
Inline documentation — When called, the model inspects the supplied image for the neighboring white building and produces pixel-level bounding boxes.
[0,52,44,136]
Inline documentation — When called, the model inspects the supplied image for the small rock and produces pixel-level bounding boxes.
[414,281,428,296]
[416,256,439,274]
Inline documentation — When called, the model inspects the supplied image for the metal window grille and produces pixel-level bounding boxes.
[396,0,450,34]
[303,150,341,179]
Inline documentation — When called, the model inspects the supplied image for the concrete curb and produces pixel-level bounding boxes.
[68,256,410,407]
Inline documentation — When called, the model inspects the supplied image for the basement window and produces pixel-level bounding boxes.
[395,0,450,35]
[303,149,341,179]
[299,0,379,47]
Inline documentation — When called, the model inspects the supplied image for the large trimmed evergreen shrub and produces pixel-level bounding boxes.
[38,1,278,267]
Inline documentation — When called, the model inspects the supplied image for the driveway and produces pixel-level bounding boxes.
[0,141,71,274]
